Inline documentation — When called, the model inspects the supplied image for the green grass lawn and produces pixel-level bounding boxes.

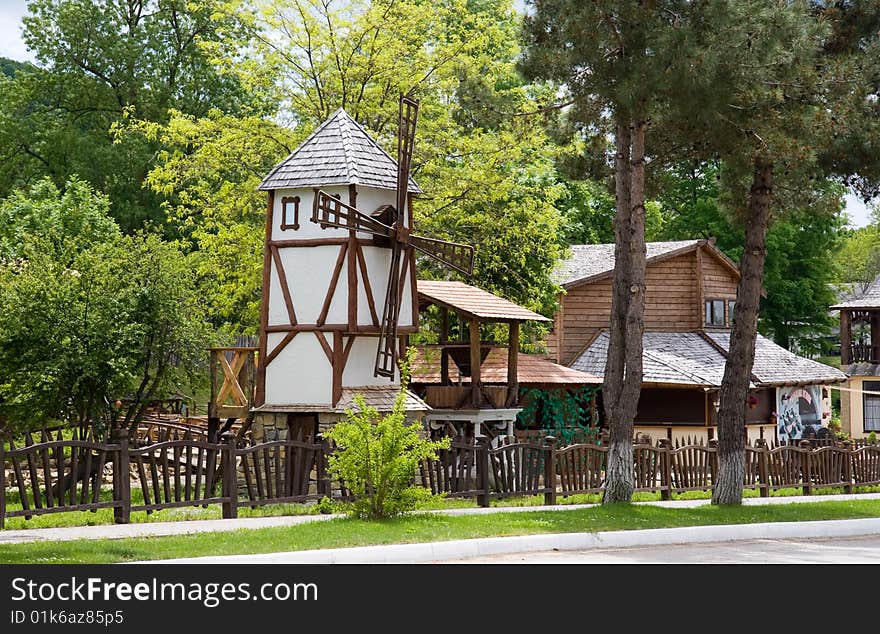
[4,483,880,530]
[2,498,880,564]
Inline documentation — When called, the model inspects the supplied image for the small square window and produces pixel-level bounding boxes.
[281,196,300,230]
[705,299,725,326]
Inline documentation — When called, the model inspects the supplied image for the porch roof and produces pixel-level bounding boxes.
[417,280,550,323]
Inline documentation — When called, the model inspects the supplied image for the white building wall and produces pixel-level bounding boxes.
[343,336,401,385]
[264,332,333,406]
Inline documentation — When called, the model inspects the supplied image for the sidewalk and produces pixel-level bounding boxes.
[2,491,879,547]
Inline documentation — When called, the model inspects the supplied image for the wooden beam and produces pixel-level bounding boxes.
[347,184,358,331]
[507,321,519,407]
[317,243,348,326]
[332,331,343,406]
[264,331,297,366]
[256,190,275,406]
[470,319,481,408]
[440,307,450,385]
[696,245,704,328]
[841,310,852,365]
[270,245,298,325]
[356,245,379,326]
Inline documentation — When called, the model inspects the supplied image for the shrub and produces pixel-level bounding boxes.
[324,351,449,519]
[869,431,878,445]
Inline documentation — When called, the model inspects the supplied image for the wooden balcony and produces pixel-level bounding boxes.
[848,342,880,364]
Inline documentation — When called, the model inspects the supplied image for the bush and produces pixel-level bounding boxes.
[324,351,449,519]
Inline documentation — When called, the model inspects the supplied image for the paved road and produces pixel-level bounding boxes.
[444,534,880,564]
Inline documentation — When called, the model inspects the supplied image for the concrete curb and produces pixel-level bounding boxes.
[148,517,880,564]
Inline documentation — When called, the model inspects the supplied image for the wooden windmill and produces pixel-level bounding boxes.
[253,96,473,435]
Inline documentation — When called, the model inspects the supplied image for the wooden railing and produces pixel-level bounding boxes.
[848,341,880,364]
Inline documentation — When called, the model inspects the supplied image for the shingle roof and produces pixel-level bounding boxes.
[842,362,880,377]
[571,330,846,387]
[831,275,880,309]
[335,386,429,413]
[417,280,550,322]
[258,109,421,193]
[572,331,729,386]
[703,332,847,386]
[411,346,602,385]
[252,386,429,413]
[554,240,713,288]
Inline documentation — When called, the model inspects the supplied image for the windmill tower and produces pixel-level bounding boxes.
[253,97,473,439]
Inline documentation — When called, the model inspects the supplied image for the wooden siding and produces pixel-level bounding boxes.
[550,247,741,365]
[701,250,738,326]
[554,252,701,365]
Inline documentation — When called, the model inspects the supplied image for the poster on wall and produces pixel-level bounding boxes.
[776,385,823,442]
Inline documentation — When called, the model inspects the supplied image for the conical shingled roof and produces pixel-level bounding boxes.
[258,108,421,193]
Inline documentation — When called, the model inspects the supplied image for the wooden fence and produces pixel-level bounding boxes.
[419,436,880,506]
[4,432,880,527]
[0,430,343,529]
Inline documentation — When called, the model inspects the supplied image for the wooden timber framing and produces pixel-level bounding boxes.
[507,322,519,407]
[347,184,358,331]
[256,191,275,406]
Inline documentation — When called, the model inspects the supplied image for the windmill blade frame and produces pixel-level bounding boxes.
[375,240,404,378]
[409,234,475,276]
[311,190,394,237]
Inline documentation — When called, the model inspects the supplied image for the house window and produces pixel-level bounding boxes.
[728,300,736,324]
[864,381,880,432]
[705,299,725,326]
[281,196,300,230]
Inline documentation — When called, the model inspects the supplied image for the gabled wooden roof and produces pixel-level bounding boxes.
[831,274,880,310]
[417,280,550,323]
[554,238,740,290]
[258,108,421,193]
[411,346,602,386]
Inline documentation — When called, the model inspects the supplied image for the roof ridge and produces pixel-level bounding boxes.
[697,330,762,386]
[336,110,358,184]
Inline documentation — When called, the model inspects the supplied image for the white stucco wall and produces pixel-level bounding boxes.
[264,331,333,405]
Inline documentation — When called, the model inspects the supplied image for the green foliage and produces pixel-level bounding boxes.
[0,0,259,231]
[0,177,120,262]
[325,351,450,519]
[0,179,213,434]
[516,386,600,444]
[869,431,878,445]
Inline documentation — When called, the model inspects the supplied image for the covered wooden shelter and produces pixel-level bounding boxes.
[413,280,599,437]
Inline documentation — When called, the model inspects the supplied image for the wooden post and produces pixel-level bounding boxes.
[544,436,557,506]
[799,440,813,496]
[476,436,490,508]
[112,429,131,525]
[469,319,482,408]
[658,438,672,500]
[0,440,5,530]
[507,321,519,407]
[221,433,238,519]
[840,310,852,365]
[843,440,853,494]
[208,350,219,443]
[755,438,770,497]
[440,307,450,385]
[317,436,331,498]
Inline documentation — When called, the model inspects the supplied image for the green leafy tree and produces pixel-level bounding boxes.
[521,0,707,503]
[0,179,213,435]
[324,350,449,519]
[0,0,258,230]
[133,0,567,340]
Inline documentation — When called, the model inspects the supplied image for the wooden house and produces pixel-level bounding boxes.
[831,276,880,439]
[549,239,846,444]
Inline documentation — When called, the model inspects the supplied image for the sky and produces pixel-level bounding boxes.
[0,0,874,227]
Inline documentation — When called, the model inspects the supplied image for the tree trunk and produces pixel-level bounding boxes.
[712,159,773,505]
[603,120,647,504]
